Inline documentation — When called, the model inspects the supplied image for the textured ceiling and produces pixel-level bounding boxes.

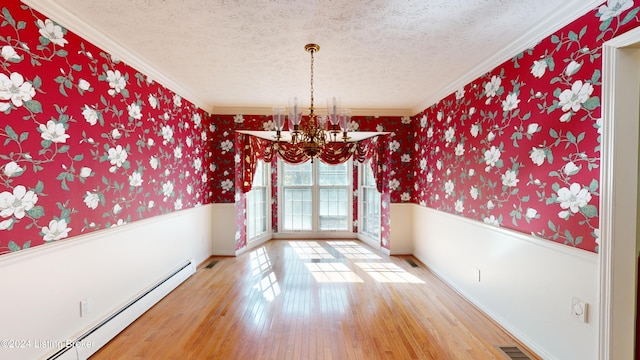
[24,0,600,115]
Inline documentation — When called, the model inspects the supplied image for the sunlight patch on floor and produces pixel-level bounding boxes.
[289,241,336,260]
[305,262,364,283]
[356,262,425,284]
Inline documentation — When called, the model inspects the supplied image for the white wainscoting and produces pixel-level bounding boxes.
[0,204,213,360]
[210,203,237,256]
[390,203,414,255]
[411,205,599,360]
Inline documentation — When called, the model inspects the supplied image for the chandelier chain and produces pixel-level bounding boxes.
[309,47,315,116]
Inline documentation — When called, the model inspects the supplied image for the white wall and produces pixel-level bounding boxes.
[210,203,237,255]
[390,203,413,255]
[411,205,599,360]
[0,204,214,360]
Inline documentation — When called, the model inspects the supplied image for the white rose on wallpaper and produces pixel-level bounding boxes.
[127,103,142,120]
[113,203,122,215]
[470,124,480,137]
[502,93,520,111]
[161,125,173,143]
[470,186,479,200]
[79,166,92,178]
[444,127,455,144]
[598,0,634,21]
[419,158,427,171]
[426,172,433,183]
[556,183,592,215]
[444,180,454,196]
[401,116,411,124]
[389,179,400,191]
[82,105,99,125]
[234,114,244,124]
[83,191,99,210]
[454,200,464,213]
[262,120,275,131]
[389,140,400,152]
[526,123,539,134]
[162,180,174,198]
[426,127,434,138]
[148,200,155,209]
[484,75,501,98]
[220,140,233,153]
[436,159,443,170]
[1,45,20,61]
[563,161,580,176]
[565,60,582,76]
[129,172,143,187]
[400,154,411,163]
[201,130,207,142]
[192,113,202,128]
[173,94,182,107]
[400,192,411,202]
[436,111,443,122]
[560,112,572,123]
[174,198,183,210]
[487,131,495,141]
[3,161,24,177]
[39,120,69,143]
[111,219,126,228]
[484,146,501,167]
[149,156,159,170]
[147,138,154,147]
[594,228,601,245]
[469,169,475,176]
[187,184,193,195]
[558,80,594,113]
[37,19,68,47]
[420,115,427,128]
[455,143,465,156]
[501,169,519,187]
[0,218,14,230]
[529,147,546,166]
[148,94,158,109]
[173,146,183,159]
[483,215,500,226]
[78,78,90,91]
[221,179,233,192]
[526,208,538,219]
[105,70,126,96]
[107,145,128,172]
[42,219,71,242]
[201,173,207,183]
[596,118,603,135]
[193,158,202,172]
[455,88,465,100]
[469,107,476,116]
[531,59,547,78]
[111,128,122,140]
[0,185,37,219]
[487,200,495,209]
[0,72,36,108]
[347,121,359,131]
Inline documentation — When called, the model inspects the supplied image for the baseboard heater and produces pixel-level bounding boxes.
[47,259,196,360]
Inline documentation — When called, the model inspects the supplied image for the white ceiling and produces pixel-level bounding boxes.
[25,0,600,115]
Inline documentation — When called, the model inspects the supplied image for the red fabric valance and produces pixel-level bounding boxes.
[237,133,387,193]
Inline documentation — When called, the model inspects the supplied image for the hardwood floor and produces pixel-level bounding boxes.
[91,240,538,360]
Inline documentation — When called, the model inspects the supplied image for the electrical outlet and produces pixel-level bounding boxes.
[570,296,587,323]
[473,268,481,282]
[80,298,91,317]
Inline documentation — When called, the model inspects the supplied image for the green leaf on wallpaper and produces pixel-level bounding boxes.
[56,49,68,58]
[548,220,556,232]
[599,17,612,32]
[25,100,42,113]
[582,205,598,218]
[522,195,530,202]
[568,31,578,42]
[565,230,575,246]
[583,97,600,111]
[58,83,68,97]
[35,180,44,193]
[8,241,20,252]
[72,64,82,72]
[66,173,73,182]
[591,69,601,84]
[58,145,70,153]
[17,20,26,30]
[5,125,17,141]
[2,8,15,27]
[73,154,83,161]
[579,25,587,39]
[621,8,640,26]
[550,34,560,44]
[27,206,45,219]
[590,179,599,193]
[102,176,109,185]
[60,179,69,191]
[19,132,28,142]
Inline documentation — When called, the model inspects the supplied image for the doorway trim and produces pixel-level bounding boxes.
[600,27,640,360]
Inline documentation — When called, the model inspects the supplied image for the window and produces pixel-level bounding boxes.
[246,160,269,240]
[359,160,380,239]
[280,160,352,232]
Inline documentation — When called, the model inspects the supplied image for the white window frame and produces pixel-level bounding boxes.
[358,160,381,242]
[246,159,271,242]
[277,159,353,238]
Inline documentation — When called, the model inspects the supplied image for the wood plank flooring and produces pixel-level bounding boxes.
[91,240,538,360]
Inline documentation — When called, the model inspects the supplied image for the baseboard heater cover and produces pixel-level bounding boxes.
[47,259,196,360]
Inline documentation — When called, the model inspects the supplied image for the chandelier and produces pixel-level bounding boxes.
[271,43,354,161]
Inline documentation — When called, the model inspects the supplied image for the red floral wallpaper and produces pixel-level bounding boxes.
[0,2,218,254]
[413,1,640,253]
[4,0,639,255]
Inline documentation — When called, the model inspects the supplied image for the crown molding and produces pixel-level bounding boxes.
[210,106,413,117]
[22,0,215,113]
[411,0,603,115]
